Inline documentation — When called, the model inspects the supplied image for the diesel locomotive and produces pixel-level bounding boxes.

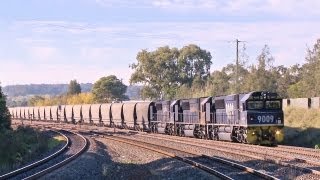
[9,91,284,145]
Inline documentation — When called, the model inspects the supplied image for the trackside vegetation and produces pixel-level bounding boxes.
[28,93,95,106]
[27,75,128,106]
[0,126,65,174]
[0,85,65,173]
[284,107,320,148]
[0,86,11,130]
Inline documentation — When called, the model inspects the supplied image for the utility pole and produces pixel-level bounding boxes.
[235,39,245,94]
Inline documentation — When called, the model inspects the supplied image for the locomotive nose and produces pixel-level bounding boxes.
[261,130,272,140]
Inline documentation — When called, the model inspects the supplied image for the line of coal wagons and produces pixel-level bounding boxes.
[9,91,284,145]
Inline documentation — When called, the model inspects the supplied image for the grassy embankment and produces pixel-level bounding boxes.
[283,107,320,148]
[0,126,65,173]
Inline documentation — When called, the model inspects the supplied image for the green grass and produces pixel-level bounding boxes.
[284,107,320,148]
[48,135,65,149]
[0,126,65,173]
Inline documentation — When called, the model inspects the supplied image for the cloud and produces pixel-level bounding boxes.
[79,47,136,64]
[95,0,151,8]
[94,0,320,17]
[0,58,133,86]
[27,46,58,61]
[5,19,320,86]
[152,0,217,9]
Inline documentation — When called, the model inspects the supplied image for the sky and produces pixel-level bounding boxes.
[1,0,320,86]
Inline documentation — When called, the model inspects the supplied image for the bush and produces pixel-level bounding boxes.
[284,107,320,148]
[0,85,11,130]
[0,126,55,172]
[316,144,320,149]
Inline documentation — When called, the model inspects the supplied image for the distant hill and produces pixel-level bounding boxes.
[3,83,93,97]
[3,84,143,107]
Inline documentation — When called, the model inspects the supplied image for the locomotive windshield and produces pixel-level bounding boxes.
[247,101,264,110]
[266,100,281,109]
[246,100,281,110]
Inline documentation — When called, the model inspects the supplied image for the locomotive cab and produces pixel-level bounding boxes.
[241,91,284,145]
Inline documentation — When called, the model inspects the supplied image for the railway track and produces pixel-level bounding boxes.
[12,121,320,179]
[134,133,320,174]
[95,134,277,180]
[142,133,320,162]
[22,122,275,179]
[0,128,88,180]
[82,128,320,179]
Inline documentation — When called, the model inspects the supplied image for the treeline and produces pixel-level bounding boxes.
[130,41,320,100]
[6,85,143,107]
[3,83,93,97]
[29,93,94,106]
[27,76,132,106]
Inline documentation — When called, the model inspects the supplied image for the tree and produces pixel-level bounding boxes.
[221,63,248,94]
[28,96,46,106]
[130,46,180,100]
[92,75,128,102]
[178,44,212,86]
[0,85,11,130]
[297,39,320,97]
[130,44,212,100]
[67,80,81,95]
[243,45,277,92]
[275,64,302,98]
[208,70,230,96]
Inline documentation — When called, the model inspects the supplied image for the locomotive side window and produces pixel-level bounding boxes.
[215,99,225,109]
[266,100,281,109]
[247,101,263,110]
[182,102,190,110]
[156,104,162,111]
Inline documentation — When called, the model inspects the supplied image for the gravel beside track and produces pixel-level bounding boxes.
[7,130,86,180]
[137,133,320,171]
[41,133,217,180]
[14,121,320,179]
[94,130,320,180]
[101,134,267,180]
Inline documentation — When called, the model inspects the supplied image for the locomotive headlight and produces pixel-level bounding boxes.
[276,130,281,135]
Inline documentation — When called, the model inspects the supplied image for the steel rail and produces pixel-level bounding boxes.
[22,130,88,180]
[100,134,277,180]
[101,135,232,180]
[136,133,320,176]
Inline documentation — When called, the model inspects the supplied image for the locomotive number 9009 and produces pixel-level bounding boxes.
[257,115,274,123]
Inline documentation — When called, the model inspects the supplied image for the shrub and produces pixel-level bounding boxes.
[0,126,55,172]
[283,107,320,148]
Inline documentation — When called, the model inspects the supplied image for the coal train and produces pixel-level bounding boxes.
[9,91,284,145]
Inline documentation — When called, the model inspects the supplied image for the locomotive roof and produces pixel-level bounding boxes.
[240,91,281,102]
